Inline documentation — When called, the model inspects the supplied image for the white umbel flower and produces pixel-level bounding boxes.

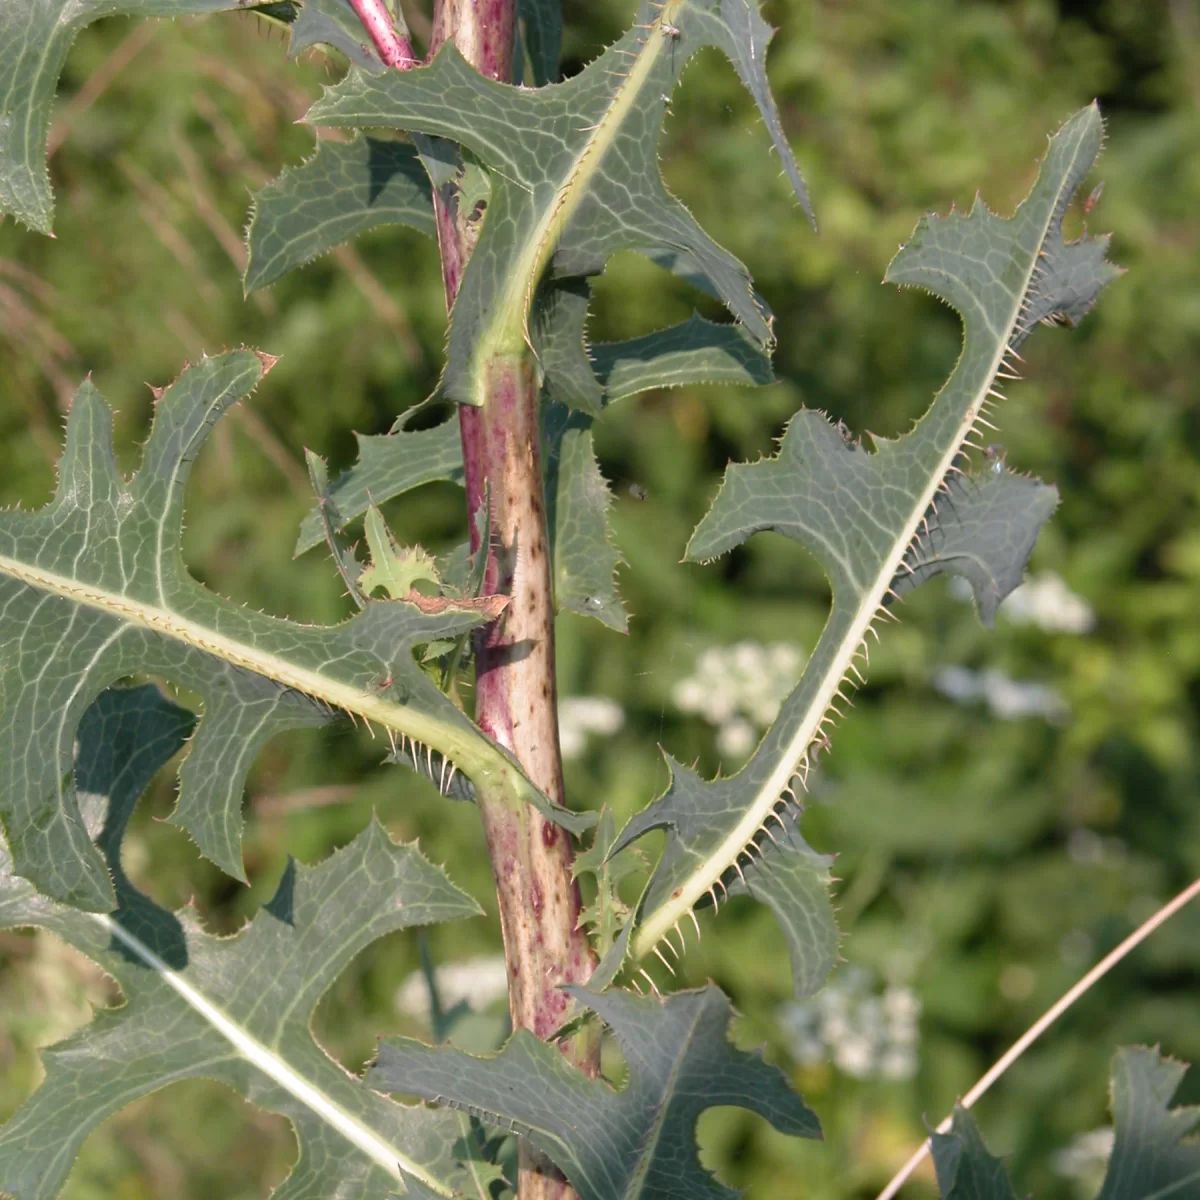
[932,665,1067,721]
[780,966,921,1081]
[558,695,625,760]
[1001,571,1095,634]
[1051,1127,1114,1193]
[672,641,805,759]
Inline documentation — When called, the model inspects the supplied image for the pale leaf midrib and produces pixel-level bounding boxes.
[626,1004,702,1199]
[94,913,451,1195]
[632,132,1091,958]
[1142,1172,1200,1200]
[479,0,682,378]
[0,552,488,770]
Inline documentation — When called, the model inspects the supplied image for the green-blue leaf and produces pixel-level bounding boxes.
[0,685,483,1200]
[0,0,243,233]
[368,983,820,1200]
[305,0,809,406]
[614,105,1119,989]
[0,351,544,908]
[932,1047,1200,1199]
[246,136,435,292]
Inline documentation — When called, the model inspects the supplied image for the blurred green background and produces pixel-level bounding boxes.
[2,1,1199,1196]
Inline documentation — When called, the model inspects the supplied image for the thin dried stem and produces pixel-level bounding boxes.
[875,876,1200,1200]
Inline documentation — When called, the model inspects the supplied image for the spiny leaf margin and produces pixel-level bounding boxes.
[0,350,580,910]
[304,0,809,407]
[611,105,1119,989]
[367,983,820,1200]
[0,0,247,233]
[0,684,484,1200]
[245,135,435,293]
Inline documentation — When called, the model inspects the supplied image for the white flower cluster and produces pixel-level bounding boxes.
[932,665,1067,721]
[558,696,625,760]
[672,641,805,757]
[779,966,921,1081]
[950,571,1095,634]
[395,954,509,1018]
[1051,1127,1114,1193]
[1001,571,1096,634]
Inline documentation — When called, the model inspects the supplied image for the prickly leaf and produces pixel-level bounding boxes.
[532,281,774,419]
[287,0,386,70]
[360,506,443,600]
[892,462,1058,626]
[544,406,625,630]
[0,685,482,1200]
[246,136,434,291]
[932,1107,1020,1200]
[613,756,838,1000]
[573,810,646,961]
[295,416,465,555]
[0,351,534,908]
[305,0,809,406]
[368,984,820,1200]
[294,306,770,630]
[0,0,252,232]
[933,1047,1200,1199]
[614,106,1119,984]
[722,807,838,1001]
[304,447,367,607]
[1096,1047,1200,1199]
[591,314,774,404]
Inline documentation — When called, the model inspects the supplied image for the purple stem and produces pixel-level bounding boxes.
[348,3,597,1195]
[347,0,418,68]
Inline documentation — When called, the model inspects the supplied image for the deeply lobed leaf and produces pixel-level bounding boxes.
[295,416,466,555]
[612,105,1119,989]
[932,1047,1200,1199]
[891,460,1058,626]
[252,2,783,635]
[932,1109,1020,1200]
[294,320,771,629]
[368,983,820,1200]
[245,136,435,292]
[0,685,484,1200]
[284,0,387,71]
[304,0,809,407]
[1096,1047,1200,1200]
[0,351,569,911]
[0,0,244,232]
[0,0,438,234]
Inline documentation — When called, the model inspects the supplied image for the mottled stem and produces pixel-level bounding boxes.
[428,4,597,1200]
[347,0,418,68]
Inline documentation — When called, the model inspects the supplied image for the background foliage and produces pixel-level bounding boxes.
[0,1,1197,1197]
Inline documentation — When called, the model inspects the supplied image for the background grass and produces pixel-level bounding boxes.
[2,1,1199,1196]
